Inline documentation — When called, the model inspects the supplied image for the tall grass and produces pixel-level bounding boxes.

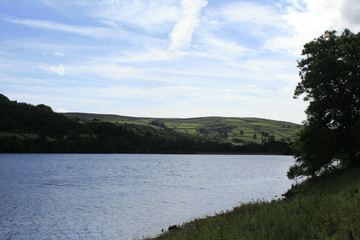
[145,166,360,240]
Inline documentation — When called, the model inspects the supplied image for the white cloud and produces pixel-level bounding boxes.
[93,85,203,101]
[194,37,249,62]
[43,64,65,75]
[168,0,208,51]
[54,51,65,56]
[220,2,282,26]
[0,16,136,40]
[2,16,111,37]
[65,64,152,82]
[111,48,187,63]
[92,0,181,32]
[265,0,360,55]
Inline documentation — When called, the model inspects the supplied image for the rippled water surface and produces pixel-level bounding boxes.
[0,154,294,239]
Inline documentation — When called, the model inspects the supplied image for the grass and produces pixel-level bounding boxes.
[0,131,39,139]
[63,113,301,145]
[144,166,360,240]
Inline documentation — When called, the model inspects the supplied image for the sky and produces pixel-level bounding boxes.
[1,0,360,124]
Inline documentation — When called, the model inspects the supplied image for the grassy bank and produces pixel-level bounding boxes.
[146,166,360,240]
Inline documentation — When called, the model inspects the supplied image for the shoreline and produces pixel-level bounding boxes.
[145,166,360,240]
[0,152,292,155]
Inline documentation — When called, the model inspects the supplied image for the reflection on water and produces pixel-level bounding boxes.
[0,154,294,239]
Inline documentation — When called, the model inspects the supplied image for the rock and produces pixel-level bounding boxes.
[168,225,178,231]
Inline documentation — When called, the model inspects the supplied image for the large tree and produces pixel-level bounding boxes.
[288,29,360,179]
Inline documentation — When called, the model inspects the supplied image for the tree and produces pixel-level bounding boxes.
[289,29,360,179]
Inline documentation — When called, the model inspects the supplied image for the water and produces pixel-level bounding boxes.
[0,154,294,240]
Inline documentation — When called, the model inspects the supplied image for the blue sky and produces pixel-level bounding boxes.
[1,0,360,123]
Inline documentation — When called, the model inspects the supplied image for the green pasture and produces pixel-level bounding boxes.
[64,113,301,145]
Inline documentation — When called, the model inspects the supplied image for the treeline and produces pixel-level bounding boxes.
[0,94,291,154]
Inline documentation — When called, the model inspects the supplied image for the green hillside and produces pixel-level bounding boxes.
[0,94,293,154]
[64,113,301,145]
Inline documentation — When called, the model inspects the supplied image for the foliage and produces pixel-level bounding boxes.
[290,29,360,178]
[145,165,360,240]
[0,94,291,154]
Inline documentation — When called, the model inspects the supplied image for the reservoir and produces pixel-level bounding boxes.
[0,154,294,239]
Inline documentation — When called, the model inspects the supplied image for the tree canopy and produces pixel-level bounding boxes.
[288,29,360,179]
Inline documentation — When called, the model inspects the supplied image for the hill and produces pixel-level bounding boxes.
[63,113,301,145]
[147,165,360,239]
[0,94,292,154]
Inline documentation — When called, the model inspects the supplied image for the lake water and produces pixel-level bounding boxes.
[0,154,294,240]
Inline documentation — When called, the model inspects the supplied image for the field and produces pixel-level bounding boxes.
[63,113,301,144]
[145,165,360,240]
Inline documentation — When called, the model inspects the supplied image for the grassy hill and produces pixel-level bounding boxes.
[63,113,301,145]
[1,94,293,154]
[146,165,360,240]
[0,94,237,153]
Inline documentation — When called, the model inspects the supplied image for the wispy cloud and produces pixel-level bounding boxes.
[1,16,112,38]
[110,48,187,63]
[90,0,181,34]
[1,16,142,41]
[220,2,283,26]
[194,37,250,62]
[54,51,65,57]
[43,64,65,75]
[5,0,355,123]
[64,63,173,85]
[168,0,208,51]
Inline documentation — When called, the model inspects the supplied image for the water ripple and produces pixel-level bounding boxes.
[0,154,294,239]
